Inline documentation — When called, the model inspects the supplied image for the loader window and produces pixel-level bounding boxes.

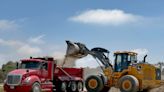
[115,54,122,72]
[114,54,129,72]
[131,55,137,63]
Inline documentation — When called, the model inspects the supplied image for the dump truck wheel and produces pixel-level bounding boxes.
[76,81,83,92]
[31,82,41,92]
[85,75,104,92]
[69,81,77,92]
[59,82,67,92]
[119,75,139,92]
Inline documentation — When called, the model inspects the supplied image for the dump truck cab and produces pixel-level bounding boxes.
[114,51,137,72]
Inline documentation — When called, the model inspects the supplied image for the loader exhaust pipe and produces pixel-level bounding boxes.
[143,55,147,63]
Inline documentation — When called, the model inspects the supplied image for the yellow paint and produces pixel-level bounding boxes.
[88,79,98,89]
[122,80,132,90]
[104,52,162,91]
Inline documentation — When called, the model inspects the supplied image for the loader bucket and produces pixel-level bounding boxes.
[65,40,89,58]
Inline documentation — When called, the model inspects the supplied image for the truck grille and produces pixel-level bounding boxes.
[7,74,22,85]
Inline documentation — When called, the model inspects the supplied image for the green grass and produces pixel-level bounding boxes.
[0,85,3,92]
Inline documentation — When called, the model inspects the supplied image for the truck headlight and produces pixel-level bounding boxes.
[4,79,7,83]
[22,77,31,84]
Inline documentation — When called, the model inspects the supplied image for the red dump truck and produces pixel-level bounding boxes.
[3,41,85,92]
[3,57,84,92]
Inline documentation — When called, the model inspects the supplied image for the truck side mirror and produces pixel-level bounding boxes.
[16,62,19,69]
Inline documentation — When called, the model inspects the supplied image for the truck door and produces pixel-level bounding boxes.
[41,62,48,81]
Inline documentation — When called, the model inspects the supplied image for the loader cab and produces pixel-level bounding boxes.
[114,51,137,72]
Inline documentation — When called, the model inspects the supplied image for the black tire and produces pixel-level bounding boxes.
[100,86,110,92]
[59,82,67,92]
[76,81,83,92]
[69,81,77,92]
[119,75,139,92]
[31,82,41,92]
[85,75,104,92]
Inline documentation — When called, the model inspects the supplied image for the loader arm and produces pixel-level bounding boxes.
[65,40,113,68]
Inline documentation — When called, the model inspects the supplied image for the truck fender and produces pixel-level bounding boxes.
[28,75,41,85]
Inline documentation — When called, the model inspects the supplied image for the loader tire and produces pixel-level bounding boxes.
[85,75,104,92]
[119,75,139,92]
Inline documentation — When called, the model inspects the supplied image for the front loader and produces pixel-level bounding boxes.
[66,40,163,92]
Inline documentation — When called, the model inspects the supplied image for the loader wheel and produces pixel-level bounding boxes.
[77,81,83,92]
[85,75,104,92]
[119,75,139,92]
[31,82,41,92]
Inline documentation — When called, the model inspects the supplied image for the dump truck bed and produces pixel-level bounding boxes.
[54,67,84,81]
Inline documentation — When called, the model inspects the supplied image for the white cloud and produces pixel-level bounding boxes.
[0,54,8,68]
[70,9,142,25]
[132,48,148,61]
[0,38,44,68]
[0,38,42,56]
[0,20,19,31]
[28,35,45,44]
[17,45,41,55]
[132,48,148,56]
[0,39,23,48]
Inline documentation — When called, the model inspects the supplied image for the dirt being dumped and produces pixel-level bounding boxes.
[62,56,79,67]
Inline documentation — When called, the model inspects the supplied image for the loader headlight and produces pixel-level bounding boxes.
[137,66,141,71]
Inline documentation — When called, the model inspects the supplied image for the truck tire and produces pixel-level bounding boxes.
[85,75,104,92]
[59,82,67,92]
[76,81,83,92]
[119,75,139,92]
[31,82,41,92]
[69,81,77,92]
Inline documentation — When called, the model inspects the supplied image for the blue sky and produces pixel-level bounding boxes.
[0,0,164,67]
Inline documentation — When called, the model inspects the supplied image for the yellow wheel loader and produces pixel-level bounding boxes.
[86,51,162,92]
[65,40,163,92]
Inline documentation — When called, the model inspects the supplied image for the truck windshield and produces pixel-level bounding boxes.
[20,61,41,69]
